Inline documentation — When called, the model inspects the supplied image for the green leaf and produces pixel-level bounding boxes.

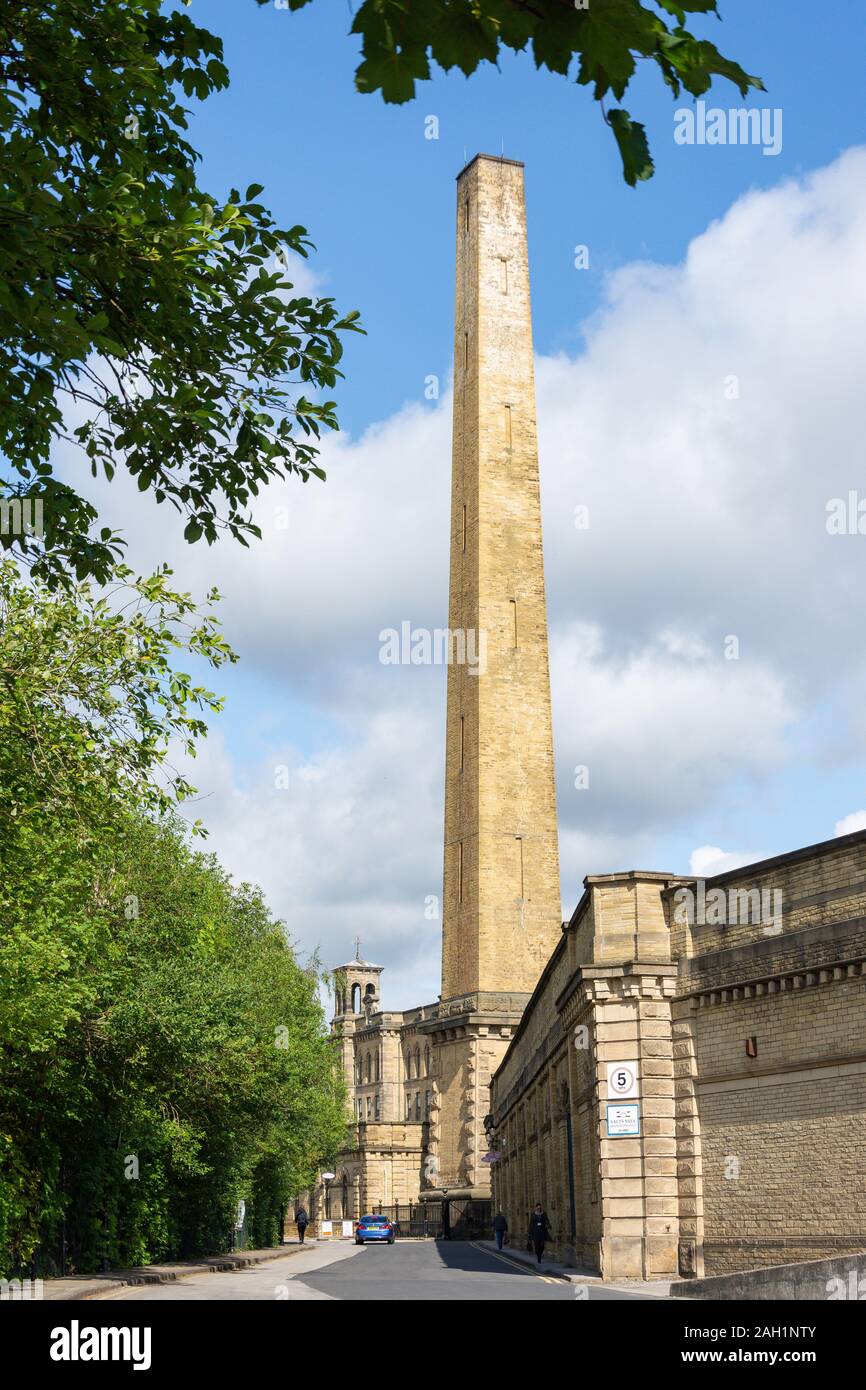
[607,108,654,187]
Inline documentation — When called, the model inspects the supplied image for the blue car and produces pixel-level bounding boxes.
[355,1215,395,1245]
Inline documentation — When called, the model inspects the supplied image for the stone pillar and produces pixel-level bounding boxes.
[672,997,705,1277]
[589,965,680,1279]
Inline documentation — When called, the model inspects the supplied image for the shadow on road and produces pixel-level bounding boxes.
[426,1240,536,1276]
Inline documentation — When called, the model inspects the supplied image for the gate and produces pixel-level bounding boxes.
[369,1201,438,1237]
[370,1199,492,1240]
[441,1198,493,1240]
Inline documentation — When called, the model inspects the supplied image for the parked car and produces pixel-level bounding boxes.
[355,1215,396,1245]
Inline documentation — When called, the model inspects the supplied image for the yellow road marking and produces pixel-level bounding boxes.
[470,1241,567,1284]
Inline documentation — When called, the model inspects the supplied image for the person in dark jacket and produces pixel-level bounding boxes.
[493,1210,508,1251]
[295,1205,309,1245]
[527,1204,552,1265]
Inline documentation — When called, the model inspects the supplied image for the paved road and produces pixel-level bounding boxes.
[98,1240,660,1302]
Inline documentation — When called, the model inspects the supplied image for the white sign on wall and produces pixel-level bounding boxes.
[606,1103,641,1138]
[320,1220,333,1236]
[607,1061,639,1099]
[342,1221,353,1238]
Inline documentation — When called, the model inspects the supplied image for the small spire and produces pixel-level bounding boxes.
[353,934,361,962]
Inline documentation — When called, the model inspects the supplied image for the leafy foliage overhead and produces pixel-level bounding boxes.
[271,0,763,187]
[0,0,362,586]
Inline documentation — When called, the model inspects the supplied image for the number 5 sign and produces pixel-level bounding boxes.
[607,1061,638,1099]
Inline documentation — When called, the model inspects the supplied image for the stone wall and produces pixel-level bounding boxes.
[668,830,866,1276]
[490,831,866,1280]
[491,876,682,1277]
[335,1122,426,1213]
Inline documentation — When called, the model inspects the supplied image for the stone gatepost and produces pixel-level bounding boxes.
[585,963,680,1279]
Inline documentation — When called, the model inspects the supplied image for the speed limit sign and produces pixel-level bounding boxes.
[607,1061,638,1099]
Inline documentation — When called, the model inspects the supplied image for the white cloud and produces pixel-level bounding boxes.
[551,621,794,839]
[834,811,866,837]
[73,147,866,1005]
[538,147,866,696]
[689,845,764,878]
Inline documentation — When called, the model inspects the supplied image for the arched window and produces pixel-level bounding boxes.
[424,1045,431,1076]
[375,1051,381,1082]
[414,1046,421,1078]
[374,1094,380,1120]
[414,1091,421,1121]
[365,1052,371,1084]
[351,983,360,1013]
[405,1050,413,1079]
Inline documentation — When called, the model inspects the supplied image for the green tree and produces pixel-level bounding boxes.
[0,0,362,586]
[0,810,347,1274]
[276,0,762,186]
[0,561,347,1274]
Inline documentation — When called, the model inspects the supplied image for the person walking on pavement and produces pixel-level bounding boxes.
[295,1205,309,1245]
[493,1210,508,1251]
[527,1203,552,1265]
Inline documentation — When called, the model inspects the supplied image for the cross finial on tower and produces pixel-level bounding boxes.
[353,935,361,961]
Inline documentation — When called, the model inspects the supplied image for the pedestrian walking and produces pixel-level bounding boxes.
[295,1204,309,1245]
[493,1210,508,1251]
[527,1203,552,1265]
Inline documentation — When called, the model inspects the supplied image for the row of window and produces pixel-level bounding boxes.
[355,1051,381,1085]
[355,1044,433,1088]
[354,1090,433,1123]
[408,1090,432,1121]
[405,1044,431,1079]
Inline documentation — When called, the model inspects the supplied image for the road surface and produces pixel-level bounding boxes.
[98,1240,661,1302]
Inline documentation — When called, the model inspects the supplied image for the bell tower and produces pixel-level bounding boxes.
[332,943,383,1114]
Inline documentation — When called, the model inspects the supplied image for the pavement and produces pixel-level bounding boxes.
[41,1240,314,1301]
[472,1240,676,1296]
[75,1238,671,1301]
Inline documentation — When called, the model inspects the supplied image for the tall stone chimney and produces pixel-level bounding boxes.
[423,155,563,1197]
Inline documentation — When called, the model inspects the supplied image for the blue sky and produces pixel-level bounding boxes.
[80,1,866,1005]
[191,0,864,430]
